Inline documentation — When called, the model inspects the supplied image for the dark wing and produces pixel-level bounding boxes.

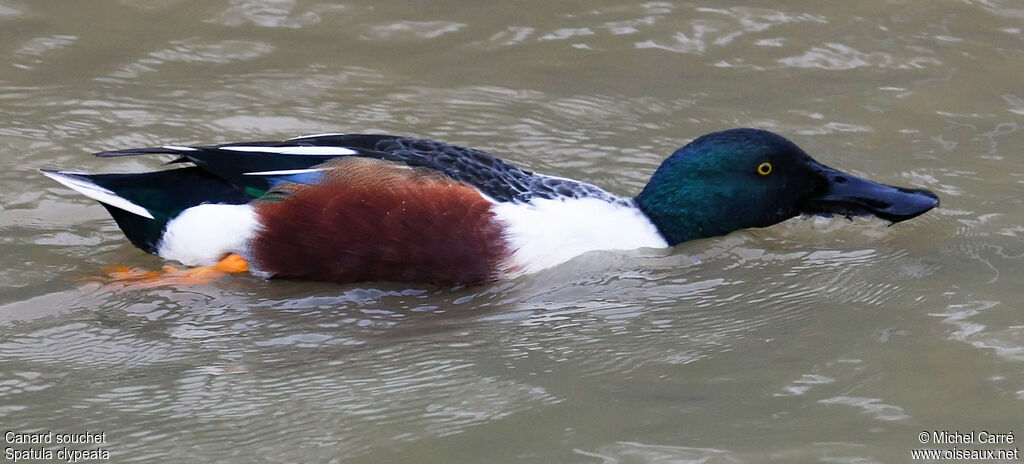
[95,134,625,204]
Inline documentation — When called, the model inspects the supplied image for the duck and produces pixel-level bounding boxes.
[42,128,939,286]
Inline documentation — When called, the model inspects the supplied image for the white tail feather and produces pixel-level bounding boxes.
[41,170,154,219]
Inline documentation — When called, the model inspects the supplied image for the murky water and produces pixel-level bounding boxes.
[2,1,1023,462]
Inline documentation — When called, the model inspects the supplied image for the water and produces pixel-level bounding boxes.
[2,1,1022,462]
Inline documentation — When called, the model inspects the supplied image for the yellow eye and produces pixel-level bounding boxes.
[757,162,773,176]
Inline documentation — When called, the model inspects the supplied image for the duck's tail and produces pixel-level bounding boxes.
[40,167,252,254]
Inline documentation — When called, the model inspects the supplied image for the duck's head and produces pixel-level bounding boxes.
[634,128,939,245]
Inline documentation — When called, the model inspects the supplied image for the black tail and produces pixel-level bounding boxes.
[41,167,252,254]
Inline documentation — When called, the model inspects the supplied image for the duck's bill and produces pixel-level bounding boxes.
[801,166,939,223]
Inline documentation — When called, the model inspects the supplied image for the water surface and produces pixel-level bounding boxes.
[1,1,1023,462]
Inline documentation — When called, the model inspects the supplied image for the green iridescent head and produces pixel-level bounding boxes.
[635,128,938,245]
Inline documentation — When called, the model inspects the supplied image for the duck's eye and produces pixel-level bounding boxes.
[757,162,773,176]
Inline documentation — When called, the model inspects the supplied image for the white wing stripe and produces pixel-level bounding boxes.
[243,168,325,176]
[161,145,198,151]
[220,146,357,155]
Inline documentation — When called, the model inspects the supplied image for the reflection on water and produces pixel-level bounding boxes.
[1,0,1023,462]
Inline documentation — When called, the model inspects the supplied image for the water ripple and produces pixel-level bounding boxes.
[106,39,275,80]
[0,321,183,367]
[778,43,942,70]
[12,35,78,70]
[818,396,910,422]
[576,442,737,464]
[206,0,331,29]
[363,21,467,41]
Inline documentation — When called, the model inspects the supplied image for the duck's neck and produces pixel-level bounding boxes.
[634,191,699,247]
[633,178,737,247]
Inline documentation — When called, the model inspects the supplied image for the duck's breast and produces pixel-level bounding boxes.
[491,196,668,276]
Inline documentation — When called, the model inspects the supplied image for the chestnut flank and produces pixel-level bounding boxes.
[250,158,509,285]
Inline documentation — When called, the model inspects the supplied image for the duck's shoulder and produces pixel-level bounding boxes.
[290,134,627,205]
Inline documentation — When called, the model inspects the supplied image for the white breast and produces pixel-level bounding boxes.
[490,197,668,276]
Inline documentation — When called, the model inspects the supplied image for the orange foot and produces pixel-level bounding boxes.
[99,254,250,289]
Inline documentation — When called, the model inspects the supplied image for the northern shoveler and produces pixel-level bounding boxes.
[42,128,938,286]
